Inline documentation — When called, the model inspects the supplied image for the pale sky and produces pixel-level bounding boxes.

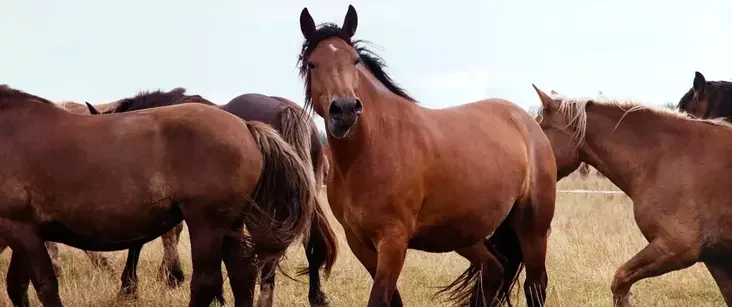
[2,0,731,132]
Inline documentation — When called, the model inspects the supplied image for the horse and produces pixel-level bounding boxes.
[0,84,316,307]
[296,6,557,307]
[0,101,117,277]
[88,88,338,307]
[677,71,732,120]
[61,100,193,299]
[531,84,732,306]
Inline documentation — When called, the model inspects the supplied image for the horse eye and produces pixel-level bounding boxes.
[353,58,361,65]
[307,62,316,70]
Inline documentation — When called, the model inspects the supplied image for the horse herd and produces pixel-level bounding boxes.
[1,4,732,307]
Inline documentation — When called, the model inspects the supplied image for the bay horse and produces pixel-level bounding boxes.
[297,5,557,307]
[0,101,117,277]
[677,71,732,120]
[89,88,338,307]
[531,85,732,306]
[61,100,194,299]
[0,84,316,307]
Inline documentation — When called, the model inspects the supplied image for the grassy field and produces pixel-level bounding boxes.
[0,174,724,306]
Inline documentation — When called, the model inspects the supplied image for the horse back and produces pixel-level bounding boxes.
[0,103,263,226]
[223,93,324,182]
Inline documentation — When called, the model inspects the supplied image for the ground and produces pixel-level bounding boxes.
[0,174,723,306]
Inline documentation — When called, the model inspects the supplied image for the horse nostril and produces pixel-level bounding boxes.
[329,101,343,115]
[354,99,363,114]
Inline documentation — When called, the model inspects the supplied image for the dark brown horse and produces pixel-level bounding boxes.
[0,101,116,277]
[0,85,316,307]
[55,100,190,299]
[532,85,732,306]
[297,6,557,307]
[677,71,732,120]
[89,88,338,307]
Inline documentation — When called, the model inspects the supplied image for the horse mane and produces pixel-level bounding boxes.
[297,23,417,111]
[0,84,55,105]
[113,87,212,112]
[541,93,732,146]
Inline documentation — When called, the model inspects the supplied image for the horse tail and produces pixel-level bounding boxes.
[487,211,524,307]
[434,210,524,307]
[245,120,317,264]
[280,105,339,278]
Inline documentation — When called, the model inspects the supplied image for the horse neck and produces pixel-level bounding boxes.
[327,67,419,172]
[579,104,666,196]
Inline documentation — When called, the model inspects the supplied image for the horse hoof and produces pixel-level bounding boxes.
[309,294,331,307]
[214,293,226,307]
[117,287,139,300]
[159,266,185,288]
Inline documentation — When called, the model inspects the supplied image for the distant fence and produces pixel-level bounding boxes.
[557,189,623,194]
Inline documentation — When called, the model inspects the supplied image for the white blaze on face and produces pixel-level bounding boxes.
[328,43,339,53]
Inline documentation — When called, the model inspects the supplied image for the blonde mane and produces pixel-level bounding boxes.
[541,93,732,146]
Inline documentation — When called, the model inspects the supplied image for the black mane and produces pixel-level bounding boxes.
[297,23,417,110]
[113,87,214,113]
[0,84,55,105]
[677,81,732,119]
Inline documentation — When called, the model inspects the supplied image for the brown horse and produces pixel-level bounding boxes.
[0,85,316,307]
[71,100,192,298]
[532,84,732,306]
[297,6,557,307]
[89,88,338,307]
[0,101,117,277]
[677,71,732,120]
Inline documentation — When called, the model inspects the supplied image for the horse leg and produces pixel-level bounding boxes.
[119,245,142,298]
[44,242,62,277]
[705,261,732,306]
[610,239,696,307]
[223,227,258,307]
[350,226,408,307]
[159,222,185,288]
[7,249,31,307]
[257,260,276,307]
[11,228,63,306]
[453,242,506,306]
[344,228,403,307]
[304,229,331,307]
[186,222,226,307]
[84,250,113,272]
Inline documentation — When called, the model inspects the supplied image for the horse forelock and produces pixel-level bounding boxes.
[297,23,417,113]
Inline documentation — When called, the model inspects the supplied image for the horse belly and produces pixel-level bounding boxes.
[408,200,513,253]
[39,201,182,250]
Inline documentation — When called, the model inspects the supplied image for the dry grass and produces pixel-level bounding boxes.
[0,175,724,306]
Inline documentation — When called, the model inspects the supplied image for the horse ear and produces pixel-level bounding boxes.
[693,71,706,93]
[342,5,358,38]
[532,84,559,109]
[85,102,101,115]
[300,8,316,40]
